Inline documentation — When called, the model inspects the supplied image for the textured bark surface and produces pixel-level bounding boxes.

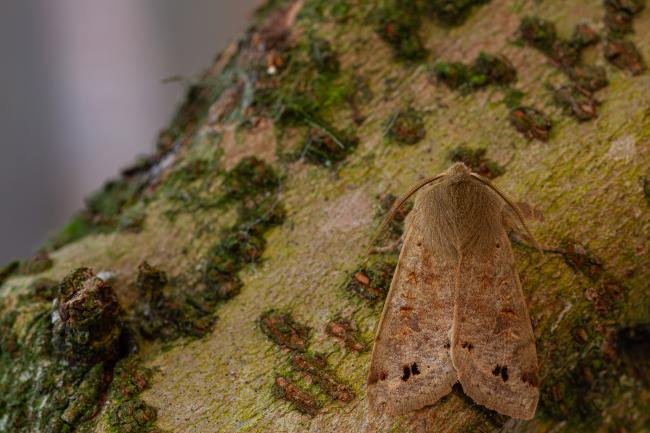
[1,1,649,432]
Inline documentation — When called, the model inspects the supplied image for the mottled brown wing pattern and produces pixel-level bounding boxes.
[450,228,539,420]
[366,211,458,415]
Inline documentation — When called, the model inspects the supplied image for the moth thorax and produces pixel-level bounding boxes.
[446,162,471,177]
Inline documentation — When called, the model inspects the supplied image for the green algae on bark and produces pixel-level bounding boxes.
[448,147,504,179]
[536,306,645,431]
[604,36,646,75]
[251,28,355,130]
[426,0,491,25]
[47,173,150,250]
[519,16,610,96]
[519,234,650,431]
[204,157,286,301]
[470,52,517,86]
[60,363,104,426]
[378,193,414,241]
[325,318,367,352]
[552,85,599,121]
[308,36,340,75]
[299,126,359,167]
[3,0,650,431]
[570,23,600,50]
[0,260,20,286]
[16,251,54,275]
[345,193,413,303]
[52,268,124,365]
[375,0,492,60]
[433,61,473,90]
[259,310,311,352]
[375,0,427,61]
[0,265,169,433]
[385,108,426,145]
[614,323,650,385]
[24,277,59,303]
[517,13,612,127]
[557,239,624,316]
[104,358,163,433]
[434,52,516,91]
[604,0,646,35]
[0,268,126,433]
[273,376,321,416]
[567,64,609,93]
[160,150,225,220]
[508,106,552,141]
[260,310,356,415]
[254,55,359,164]
[519,16,558,55]
[133,261,217,341]
[290,353,354,402]
[642,176,650,206]
[222,156,281,202]
[135,261,168,303]
[346,255,398,303]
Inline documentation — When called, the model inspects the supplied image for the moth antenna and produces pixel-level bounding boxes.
[368,174,446,251]
[470,173,543,255]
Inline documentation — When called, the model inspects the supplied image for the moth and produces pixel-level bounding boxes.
[366,162,540,420]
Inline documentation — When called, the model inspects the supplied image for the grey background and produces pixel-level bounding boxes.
[0,1,257,262]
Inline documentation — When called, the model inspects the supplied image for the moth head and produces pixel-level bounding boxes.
[446,161,472,181]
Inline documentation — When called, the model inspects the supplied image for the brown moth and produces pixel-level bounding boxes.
[366,162,539,420]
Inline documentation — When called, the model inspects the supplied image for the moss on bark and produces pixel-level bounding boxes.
[1,0,649,432]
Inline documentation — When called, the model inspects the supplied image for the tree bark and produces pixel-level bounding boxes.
[1,1,649,432]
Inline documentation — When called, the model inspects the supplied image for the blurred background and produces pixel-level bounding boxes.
[0,1,258,263]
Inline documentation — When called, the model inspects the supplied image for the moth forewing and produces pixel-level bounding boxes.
[369,173,446,251]
[470,172,542,252]
[449,193,539,419]
[366,163,540,420]
[367,182,457,415]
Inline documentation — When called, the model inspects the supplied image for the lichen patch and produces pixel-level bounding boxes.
[605,135,637,162]
[318,189,373,235]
